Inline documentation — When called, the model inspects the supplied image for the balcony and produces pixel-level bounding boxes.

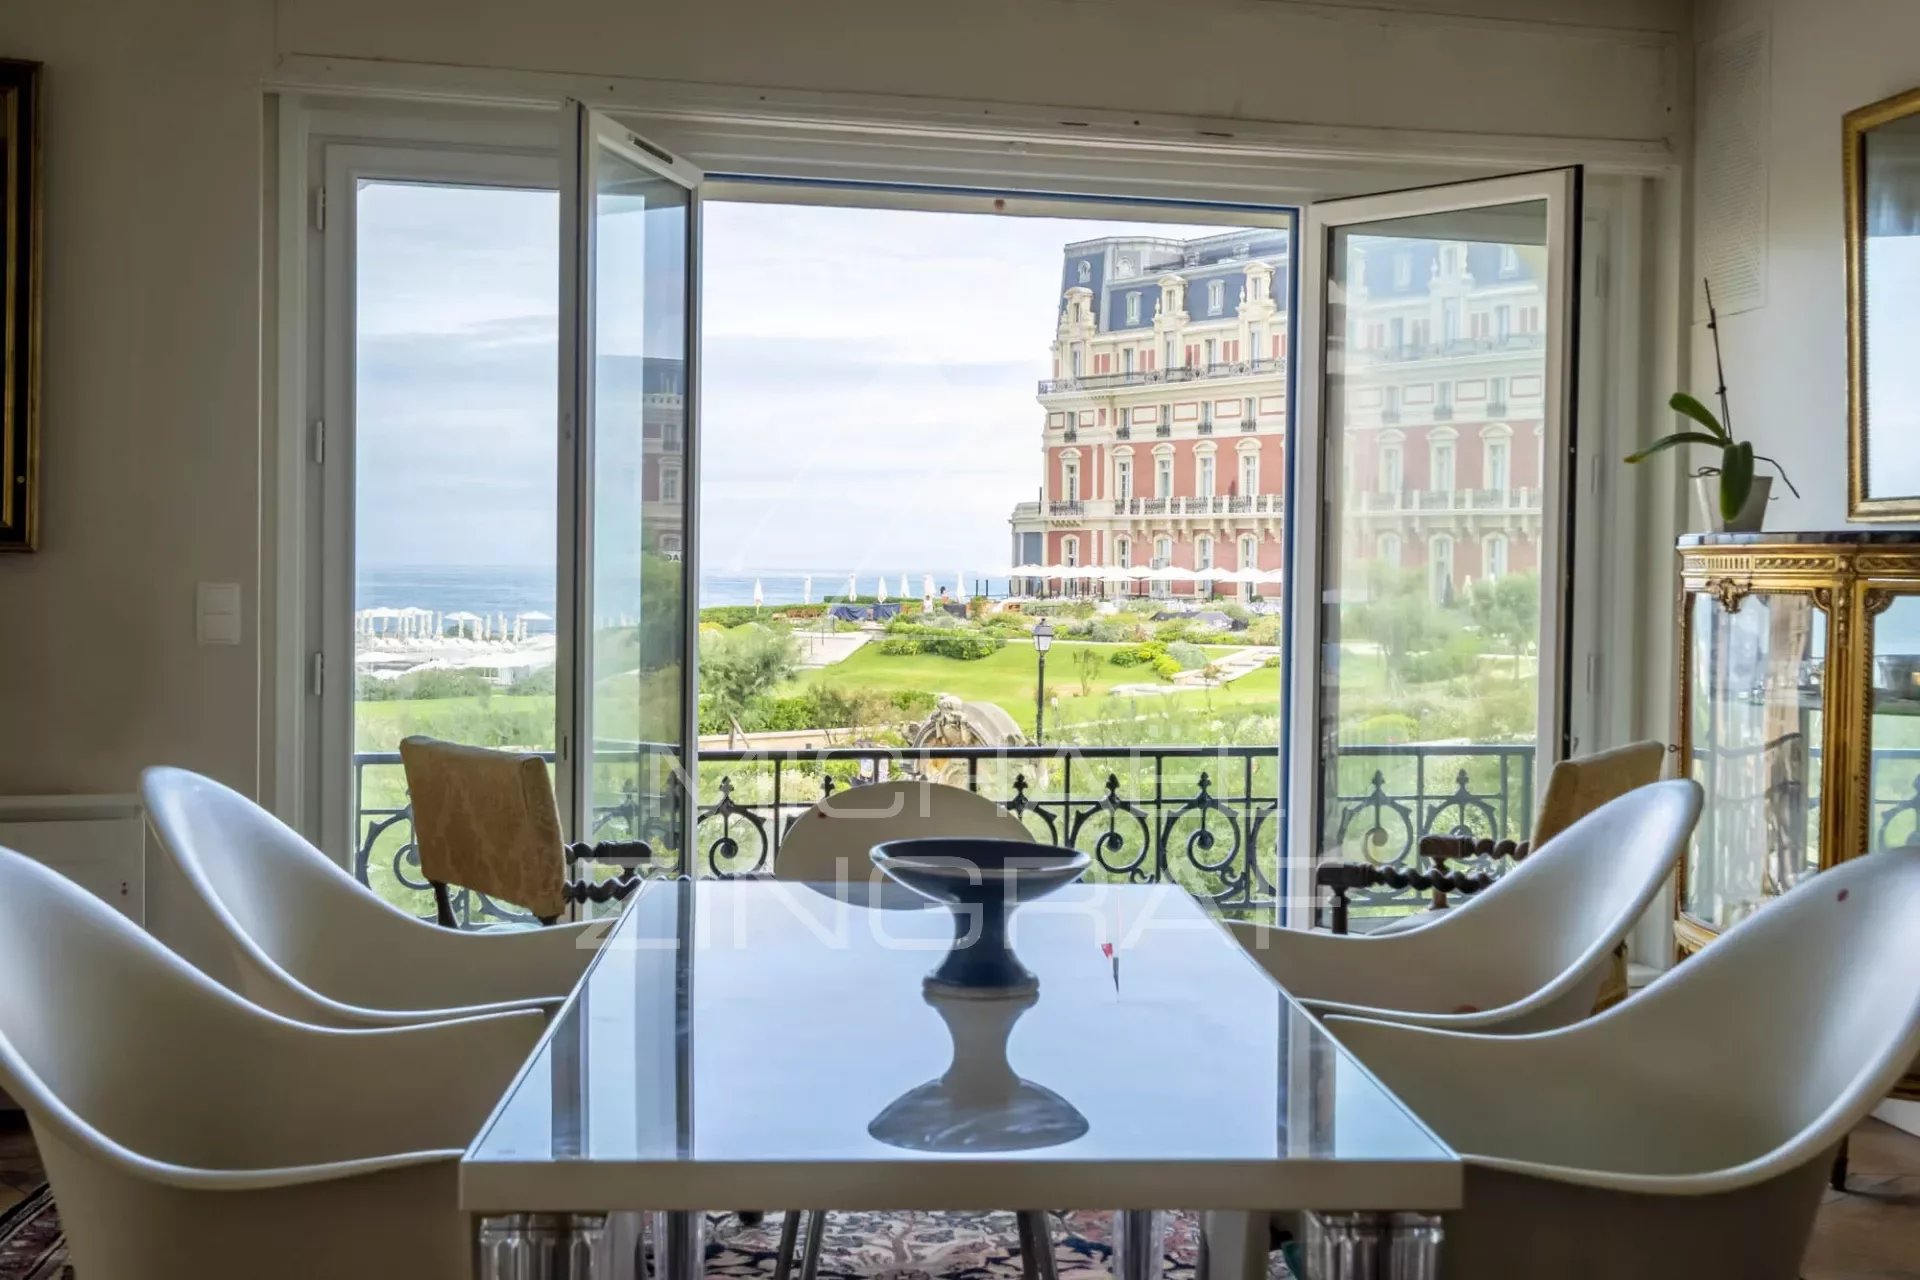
[1155,424,1172,438]
[1433,404,1454,421]
[1373,332,1547,365]
[1198,421,1213,435]
[1241,418,1258,432]
[1143,497,1169,514]
[1116,424,1132,439]
[1010,500,1042,522]
[351,743,1539,925]
[1381,408,1402,424]
[1486,401,1509,416]
[1063,427,1079,441]
[1037,356,1284,396]
[1048,499,1084,517]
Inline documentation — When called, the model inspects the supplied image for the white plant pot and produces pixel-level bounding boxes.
[1695,475,1771,533]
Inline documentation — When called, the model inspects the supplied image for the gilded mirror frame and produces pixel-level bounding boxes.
[1846,86,1920,521]
[0,59,40,552]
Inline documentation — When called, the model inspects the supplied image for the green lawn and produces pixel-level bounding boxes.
[785,640,1265,734]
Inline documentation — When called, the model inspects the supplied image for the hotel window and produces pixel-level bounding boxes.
[1383,385,1401,420]
[1064,536,1079,567]
[1431,438,1456,492]
[1077,260,1091,284]
[1071,346,1082,376]
[1496,306,1511,341]
[1377,532,1401,565]
[1116,457,1132,499]
[1204,338,1217,367]
[1198,456,1216,498]
[1499,245,1520,276]
[1197,536,1214,571]
[1116,536,1132,568]
[1379,441,1403,493]
[1489,375,1508,408]
[1240,452,1259,496]
[1485,533,1509,581]
[1393,253,1412,288]
[663,422,683,451]
[1208,279,1225,314]
[1485,435,1511,492]
[1126,292,1142,325]
[1154,536,1171,566]
[1442,299,1459,344]
[1062,458,1080,502]
[1429,534,1455,603]
[1156,456,1172,498]
[1388,317,1404,350]
[1248,324,1262,358]
[1123,348,1134,374]
[1165,337,1177,368]
[661,464,682,503]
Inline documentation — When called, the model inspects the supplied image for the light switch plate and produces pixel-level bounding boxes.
[196,582,242,645]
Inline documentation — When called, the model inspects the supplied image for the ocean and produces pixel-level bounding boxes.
[358,565,1009,626]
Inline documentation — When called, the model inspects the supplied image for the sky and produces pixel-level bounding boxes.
[353,182,1252,577]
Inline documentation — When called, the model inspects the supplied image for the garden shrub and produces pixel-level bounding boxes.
[1150,654,1182,681]
[1108,641,1168,667]
[874,628,1002,660]
[1088,619,1145,644]
[1245,616,1283,647]
[1165,641,1209,671]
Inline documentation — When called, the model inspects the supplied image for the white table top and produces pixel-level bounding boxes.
[461,880,1458,1214]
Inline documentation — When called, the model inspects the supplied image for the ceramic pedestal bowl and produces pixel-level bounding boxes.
[870,837,1090,996]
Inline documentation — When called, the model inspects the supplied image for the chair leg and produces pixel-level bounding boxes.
[799,1210,827,1280]
[1016,1210,1058,1280]
[1831,1134,1852,1192]
[773,1211,802,1280]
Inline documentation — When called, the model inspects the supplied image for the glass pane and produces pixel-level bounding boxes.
[352,181,558,915]
[1316,203,1550,905]
[586,149,690,866]
[1684,591,1825,931]
[1869,593,1920,850]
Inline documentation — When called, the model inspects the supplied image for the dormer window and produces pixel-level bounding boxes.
[1126,292,1142,326]
[1116,254,1136,279]
[1077,260,1091,284]
[1394,254,1412,288]
[1207,279,1225,315]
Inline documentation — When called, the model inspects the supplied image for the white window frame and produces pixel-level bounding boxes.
[1239,450,1259,497]
[1116,535,1132,568]
[1115,453,1133,500]
[1126,291,1142,325]
[1155,454,1173,498]
[1485,532,1509,580]
[293,120,560,863]
[1208,279,1225,314]
[1198,454,1216,498]
[272,74,1666,936]
[1428,533,1455,602]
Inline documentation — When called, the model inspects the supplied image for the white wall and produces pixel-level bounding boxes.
[0,0,1686,814]
[1692,0,1920,528]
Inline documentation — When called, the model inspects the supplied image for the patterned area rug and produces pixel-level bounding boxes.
[0,1186,64,1280]
[0,1196,1293,1279]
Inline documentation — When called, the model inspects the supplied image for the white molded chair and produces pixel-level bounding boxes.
[774,778,1033,888]
[0,844,543,1280]
[142,766,601,1028]
[771,780,1047,1280]
[1229,779,1701,1034]
[1311,846,1920,1280]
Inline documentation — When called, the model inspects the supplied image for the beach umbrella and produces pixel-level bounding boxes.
[922,574,936,599]
[899,573,911,597]
[516,610,553,623]
[803,575,812,605]
[877,578,888,603]
[845,574,857,600]
[956,570,966,598]
[753,578,764,608]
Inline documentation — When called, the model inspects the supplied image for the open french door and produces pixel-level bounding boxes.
[558,103,703,864]
[1285,169,1583,921]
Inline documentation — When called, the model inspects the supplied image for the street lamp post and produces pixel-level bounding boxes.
[1032,618,1055,744]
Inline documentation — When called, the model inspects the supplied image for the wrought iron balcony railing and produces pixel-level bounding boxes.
[352,742,1545,927]
[1037,356,1284,396]
[1048,499,1084,516]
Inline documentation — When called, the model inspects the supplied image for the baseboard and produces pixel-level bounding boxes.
[1875,1099,1920,1139]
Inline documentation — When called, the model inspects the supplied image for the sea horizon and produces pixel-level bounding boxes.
[359,563,1010,620]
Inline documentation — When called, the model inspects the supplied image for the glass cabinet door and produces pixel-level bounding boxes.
[1867,593,1920,851]
[1684,590,1826,931]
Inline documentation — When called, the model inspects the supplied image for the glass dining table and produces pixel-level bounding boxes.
[462,878,1459,1279]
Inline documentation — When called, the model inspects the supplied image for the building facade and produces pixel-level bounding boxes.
[1009,228,1545,603]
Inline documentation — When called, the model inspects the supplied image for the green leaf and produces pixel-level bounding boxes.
[1720,441,1755,520]
[1669,392,1727,441]
[1624,432,1725,464]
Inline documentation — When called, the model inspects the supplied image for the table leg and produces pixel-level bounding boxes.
[1300,1211,1443,1280]
[1111,1210,1165,1280]
[477,1212,611,1278]
[648,1210,707,1280]
[1200,1211,1268,1280]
